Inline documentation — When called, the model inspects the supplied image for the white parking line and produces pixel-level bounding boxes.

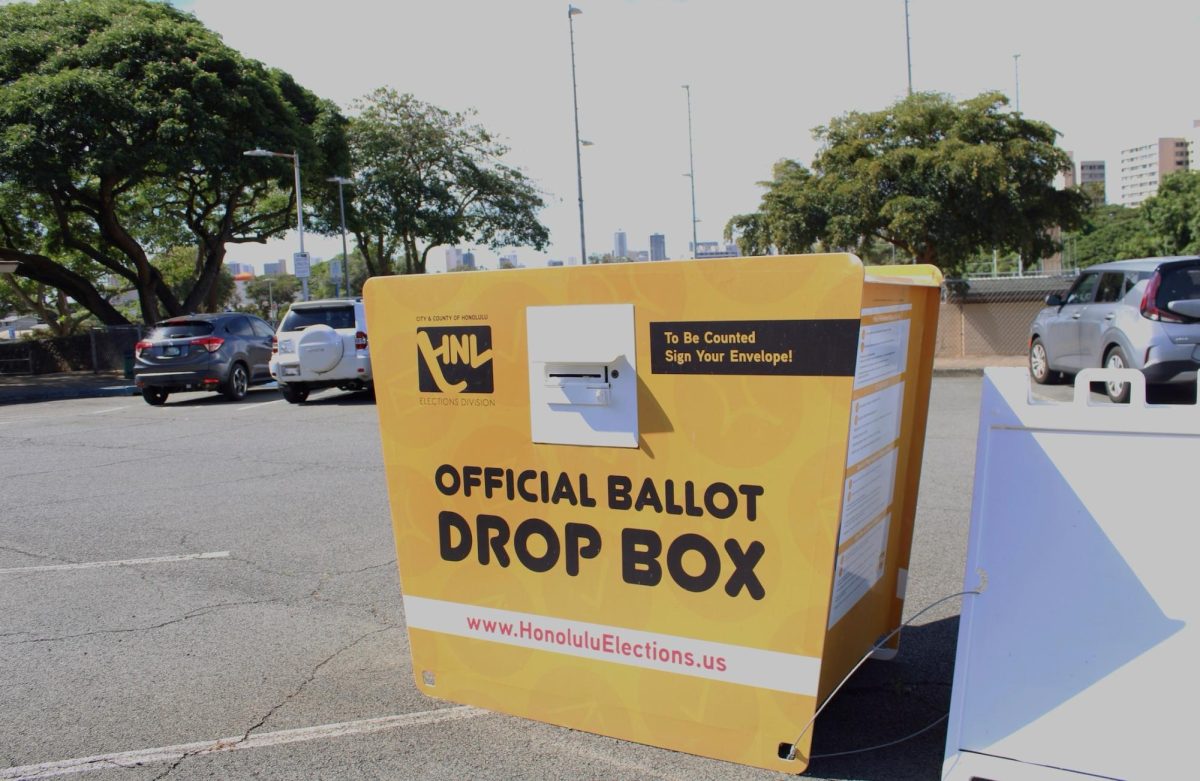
[238,398,285,411]
[83,406,129,415]
[0,706,486,779]
[0,551,230,575]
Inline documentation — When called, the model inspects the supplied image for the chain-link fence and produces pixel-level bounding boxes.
[0,325,146,375]
[936,274,1078,358]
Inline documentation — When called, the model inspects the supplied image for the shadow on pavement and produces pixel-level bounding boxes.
[803,617,960,780]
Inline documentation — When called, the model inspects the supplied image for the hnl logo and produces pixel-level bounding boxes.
[416,326,494,394]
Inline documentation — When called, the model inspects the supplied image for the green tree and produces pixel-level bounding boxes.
[153,246,235,312]
[243,275,299,321]
[1067,205,1157,267]
[726,92,1089,275]
[343,88,549,276]
[1141,170,1200,255]
[307,253,369,298]
[0,0,347,325]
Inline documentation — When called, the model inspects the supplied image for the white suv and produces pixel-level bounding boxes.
[269,298,372,403]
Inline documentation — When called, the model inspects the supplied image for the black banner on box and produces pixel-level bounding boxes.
[649,319,860,376]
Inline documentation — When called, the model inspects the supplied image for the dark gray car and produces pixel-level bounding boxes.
[1028,256,1200,401]
[133,313,276,405]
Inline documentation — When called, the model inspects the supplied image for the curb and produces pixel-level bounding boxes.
[0,385,140,405]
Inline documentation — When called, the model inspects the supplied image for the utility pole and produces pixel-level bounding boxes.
[568,5,587,265]
[1013,53,1022,112]
[904,0,913,96]
[683,84,699,259]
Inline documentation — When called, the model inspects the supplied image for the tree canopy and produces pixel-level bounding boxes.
[0,0,347,324]
[726,92,1090,275]
[342,88,549,276]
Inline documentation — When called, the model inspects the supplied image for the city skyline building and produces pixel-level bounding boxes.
[1119,137,1190,207]
[461,250,476,270]
[650,233,667,261]
[224,261,255,276]
[445,247,463,273]
[614,230,628,259]
[1080,160,1106,205]
[263,258,288,276]
[692,241,739,259]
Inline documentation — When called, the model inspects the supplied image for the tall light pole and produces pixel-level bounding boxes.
[904,0,913,96]
[244,148,308,301]
[568,5,587,265]
[328,176,353,297]
[1013,53,1022,113]
[682,84,699,259]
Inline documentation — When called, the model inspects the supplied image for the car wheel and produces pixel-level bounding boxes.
[1104,347,1131,404]
[1029,338,1055,385]
[141,387,169,406]
[223,362,249,401]
[280,383,309,404]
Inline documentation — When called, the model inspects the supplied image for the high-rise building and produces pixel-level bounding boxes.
[462,250,476,270]
[649,233,667,261]
[1119,138,1190,206]
[1061,152,1077,190]
[224,261,254,276]
[1190,120,1200,172]
[445,247,463,273]
[629,250,650,262]
[1080,160,1106,206]
[263,258,288,276]
[614,230,628,259]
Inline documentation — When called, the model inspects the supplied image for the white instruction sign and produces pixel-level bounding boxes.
[846,382,905,468]
[839,446,899,546]
[828,515,891,629]
[854,306,911,389]
[293,251,311,279]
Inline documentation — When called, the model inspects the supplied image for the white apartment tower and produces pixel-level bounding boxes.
[1119,138,1190,206]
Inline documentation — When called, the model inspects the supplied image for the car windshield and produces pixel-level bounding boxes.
[280,306,355,331]
[1157,264,1200,305]
[148,321,214,340]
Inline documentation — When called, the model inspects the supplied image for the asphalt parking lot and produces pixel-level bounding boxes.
[0,375,1159,780]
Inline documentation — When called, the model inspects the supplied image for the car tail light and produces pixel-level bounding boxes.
[355,331,368,351]
[271,335,278,355]
[190,336,225,353]
[1140,271,1184,323]
[135,340,151,358]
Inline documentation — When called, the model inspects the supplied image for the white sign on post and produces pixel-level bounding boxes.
[292,251,311,279]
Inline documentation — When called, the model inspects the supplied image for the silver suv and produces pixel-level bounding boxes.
[1028,256,1200,401]
[269,298,373,403]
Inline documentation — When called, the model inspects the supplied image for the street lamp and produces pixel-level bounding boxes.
[568,4,587,265]
[328,176,353,297]
[682,85,699,259]
[244,148,308,301]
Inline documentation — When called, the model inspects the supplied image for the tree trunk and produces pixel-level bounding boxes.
[5,249,130,325]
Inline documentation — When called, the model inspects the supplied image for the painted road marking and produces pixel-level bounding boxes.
[0,551,230,575]
[83,406,129,415]
[238,398,285,411]
[0,707,486,779]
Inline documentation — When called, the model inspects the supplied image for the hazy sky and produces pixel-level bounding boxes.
[174,0,1198,271]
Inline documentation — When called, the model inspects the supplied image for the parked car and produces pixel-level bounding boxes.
[1028,256,1200,402]
[269,298,372,403]
[133,313,276,405]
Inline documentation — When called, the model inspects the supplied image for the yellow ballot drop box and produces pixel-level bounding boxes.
[366,254,941,772]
